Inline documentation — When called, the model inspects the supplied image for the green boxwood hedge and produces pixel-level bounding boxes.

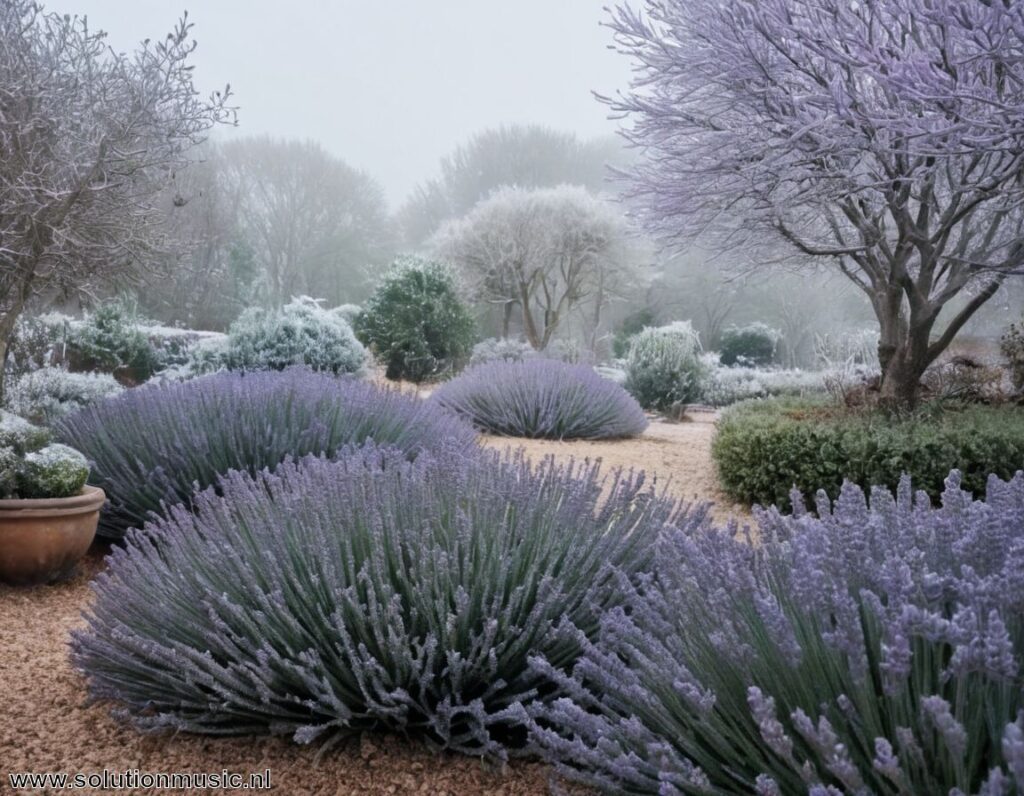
[712,397,1024,510]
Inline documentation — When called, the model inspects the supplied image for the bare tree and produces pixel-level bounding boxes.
[138,145,255,330]
[435,185,632,350]
[0,2,234,393]
[219,137,394,308]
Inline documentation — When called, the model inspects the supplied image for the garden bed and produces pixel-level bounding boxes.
[0,415,733,795]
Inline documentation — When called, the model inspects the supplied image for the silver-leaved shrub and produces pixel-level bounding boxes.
[71,445,685,757]
[529,471,1024,794]
[624,321,707,411]
[192,296,366,376]
[431,359,648,440]
[56,368,477,538]
[4,367,123,424]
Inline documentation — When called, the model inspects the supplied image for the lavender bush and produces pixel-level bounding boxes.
[530,471,1024,794]
[72,445,683,756]
[431,359,648,440]
[56,369,476,538]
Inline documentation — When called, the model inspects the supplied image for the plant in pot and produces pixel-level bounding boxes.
[0,411,104,586]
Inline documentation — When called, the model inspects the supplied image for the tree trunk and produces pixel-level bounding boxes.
[501,302,513,339]
[0,309,22,404]
[520,286,542,349]
[878,351,926,408]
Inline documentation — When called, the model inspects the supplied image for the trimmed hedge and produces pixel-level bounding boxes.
[713,397,1024,509]
[717,322,779,367]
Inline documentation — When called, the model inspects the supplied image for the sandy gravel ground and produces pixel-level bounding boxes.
[482,412,745,523]
[0,413,733,795]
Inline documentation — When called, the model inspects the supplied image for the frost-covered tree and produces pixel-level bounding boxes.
[0,2,234,395]
[435,185,633,350]
[399,125,629,245]
[606,0,1024,406]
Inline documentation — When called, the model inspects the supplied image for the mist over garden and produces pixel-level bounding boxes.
[2,1,1024,794]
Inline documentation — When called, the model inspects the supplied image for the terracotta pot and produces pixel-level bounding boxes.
[0,486,106,586]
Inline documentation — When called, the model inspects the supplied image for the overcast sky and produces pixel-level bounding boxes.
[58,0,631,208]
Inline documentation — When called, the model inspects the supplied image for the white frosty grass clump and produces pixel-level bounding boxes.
[18,444,89,499]
[469,337,537,366]
[700,358,829,406]
[696,352,881,407]
[815,328,881,369]
[4,367,123,424]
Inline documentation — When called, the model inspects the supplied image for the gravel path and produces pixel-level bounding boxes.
[482,413,745,523]
[1,414,733,795]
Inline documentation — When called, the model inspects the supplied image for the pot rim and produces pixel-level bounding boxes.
[0,485,106,514]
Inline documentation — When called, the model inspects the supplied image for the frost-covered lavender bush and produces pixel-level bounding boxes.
[56,368,477,538]
[194,296,366,375]
[469,337,538,367]
[4,367,123,424]
[0,411,89,499]
[530,471,1024,794]
[431,359,648,440]
[72,445,681,756]
[624,322,707,411]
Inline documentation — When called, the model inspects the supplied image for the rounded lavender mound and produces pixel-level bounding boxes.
[56,368,477,538]
[430,359,648,440]
[71,445,684,757]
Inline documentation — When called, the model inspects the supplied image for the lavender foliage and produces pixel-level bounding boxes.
[431,359,648,440]
[530,472,1024,794]
[71,445,683,757]
[55,368,477,538]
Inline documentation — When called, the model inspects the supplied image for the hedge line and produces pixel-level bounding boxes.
[712,398,1024,510]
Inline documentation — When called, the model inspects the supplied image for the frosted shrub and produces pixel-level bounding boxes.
[530,471,1024,794]
[469,337,537,366]
[6,312,73,375]
[196,296,366,375]
[330,303,362,324]
[354,257,476,382]
[431,360,648,440]
[66,299,161,381]
[4,367,123,424]
[0,411,89,499]
[55,368,477,538]
[624,321,706,411]
[718,322,780,367]
[72,445,682,756]
[701,363,827,407]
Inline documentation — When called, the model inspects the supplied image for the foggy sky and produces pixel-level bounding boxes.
[57,0,631,207]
